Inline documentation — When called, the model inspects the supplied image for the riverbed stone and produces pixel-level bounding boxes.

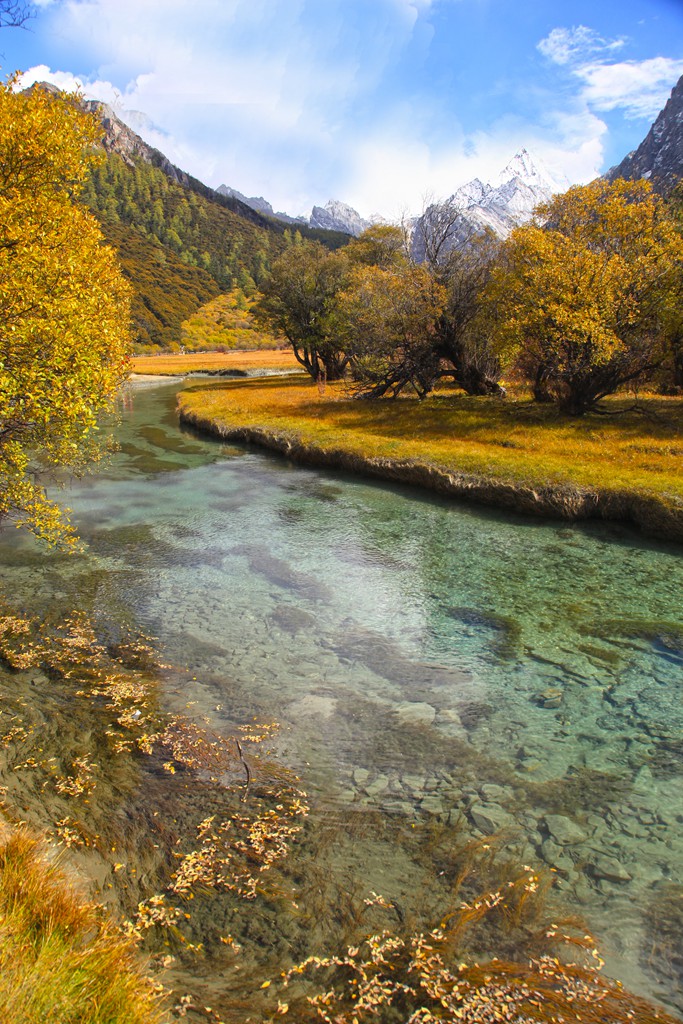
[401,773,427,794]
[544,814,587,846]
[287,694,337,719]
[421,795,445,816]
[384,799,415,817]
[480,783,513,803]
[586,854,633,884]
[538,687,563,709]
[469,802,516,835]
[436,709,468,741]
[395,701,437,727]
[366,775,390,797]
[541,838,573,872]
[353,768,370,787]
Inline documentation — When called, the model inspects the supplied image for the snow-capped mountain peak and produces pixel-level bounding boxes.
[451,177,491,208]
[410,148,569,262]
[309,199,372,236]
[496,147,568,194]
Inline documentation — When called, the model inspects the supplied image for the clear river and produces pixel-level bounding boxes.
[1,377,682,1018]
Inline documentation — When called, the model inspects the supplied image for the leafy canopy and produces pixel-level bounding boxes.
[485,179,683,413]
[335,263,446,398]
[0,79,132,545]
[254,239,350,380]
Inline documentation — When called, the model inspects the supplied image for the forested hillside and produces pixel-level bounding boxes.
[81,147,349,350]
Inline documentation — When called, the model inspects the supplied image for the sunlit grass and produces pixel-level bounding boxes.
[0,829,164,1024]
[177,376,683,500]
[131,348,298,375]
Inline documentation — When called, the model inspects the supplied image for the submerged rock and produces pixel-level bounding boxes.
[544,814,587,846]
[586,854,633,884]
[538,687,563,709]
[541,838,574,873]
[286,693,337,720]
[394,701,437,727]
[366,775,390,797]
[469,802,516,835]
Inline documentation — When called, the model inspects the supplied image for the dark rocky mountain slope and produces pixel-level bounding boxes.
[606,73,683,195]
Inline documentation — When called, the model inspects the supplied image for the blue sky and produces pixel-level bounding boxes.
[3,0,683,219]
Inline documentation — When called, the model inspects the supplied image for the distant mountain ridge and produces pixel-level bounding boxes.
[219,148,566,242]
[410,148,567,260]
[81,99,284,231]
[215,188,376,236]
[215,184,306,225]
[606,73,683,195]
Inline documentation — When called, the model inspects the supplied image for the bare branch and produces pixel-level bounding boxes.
[0,0,32,29]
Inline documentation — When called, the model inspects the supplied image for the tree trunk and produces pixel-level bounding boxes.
[532,363,554,403]
[673,344,683,390]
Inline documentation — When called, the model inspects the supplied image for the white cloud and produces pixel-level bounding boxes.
[16,0,442,217]
[538,24,681,122]
[576,57,683,119]
[15,4,673,219]
[17,65,122,104]
[538,26,625,66]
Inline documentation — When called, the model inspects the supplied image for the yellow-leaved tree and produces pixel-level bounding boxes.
[484,179,683,414]
[335,262,446,398]
[0,78,131,545]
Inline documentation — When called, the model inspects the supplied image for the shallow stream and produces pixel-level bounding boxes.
[1,378,682,1016]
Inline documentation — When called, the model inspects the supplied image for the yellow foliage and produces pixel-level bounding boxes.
[0,78,131,546]
[485,179,683,414]
[131,348,298,375]
[180,289,285,352]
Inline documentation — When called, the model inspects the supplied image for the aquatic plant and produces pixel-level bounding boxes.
[644,883,683,1003]
[276,867,679,1023]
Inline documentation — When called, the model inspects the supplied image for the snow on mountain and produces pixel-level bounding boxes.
[495,147,568,194]
[218,148,568,245]
[411,148,567,262]
[309,199,373,236]
[606,73,683,195]
[451,177,491,208]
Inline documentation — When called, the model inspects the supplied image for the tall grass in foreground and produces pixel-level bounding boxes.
[0,829,164,1024]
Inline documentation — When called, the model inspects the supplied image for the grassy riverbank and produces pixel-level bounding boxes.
[131,349,297,375]
[177,375,683,539]
[0,830,162,1024]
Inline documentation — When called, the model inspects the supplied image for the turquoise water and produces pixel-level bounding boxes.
[2,378,682,1013]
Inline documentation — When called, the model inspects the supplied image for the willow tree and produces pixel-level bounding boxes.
[254,240,348,380]
[485,179,683,414]
[0,79,131,545]
[335,263,446,398]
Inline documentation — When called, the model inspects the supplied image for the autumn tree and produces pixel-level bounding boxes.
[0,79,131,545]
[662,180,683,390]
[254,240,348,380]
[335,264,446,398]
[411,195,469,269]
[485,179,683,414]
[435,230,504,395]
[408,197,503,394]
[344,223,408,270]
